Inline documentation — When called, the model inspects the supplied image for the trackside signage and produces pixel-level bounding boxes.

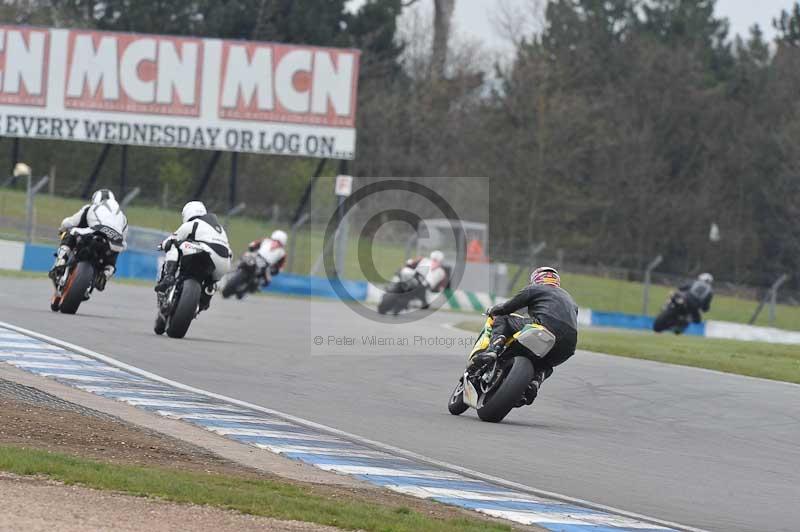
[0,26,360,159]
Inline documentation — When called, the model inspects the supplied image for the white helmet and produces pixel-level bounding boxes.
[430,250,444,263]
[698,272,714,284]
[181,201,207,223]
[91,189,115,205]
[270,229,288,246]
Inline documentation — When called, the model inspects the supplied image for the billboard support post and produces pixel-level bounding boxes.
[11,139,20,175]
[642,254,664,316]
[191,151,222,200]
[81,144,113,198]
[120,145,129,198]
[229,152,239,210]
[26,174,49,244]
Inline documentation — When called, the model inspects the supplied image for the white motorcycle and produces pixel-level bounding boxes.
[154,241,217,339]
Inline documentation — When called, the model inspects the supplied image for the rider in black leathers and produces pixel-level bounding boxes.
[676,273,714,328]
[469,266,579,405]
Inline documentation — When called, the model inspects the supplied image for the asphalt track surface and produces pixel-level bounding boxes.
[1,277,798,532]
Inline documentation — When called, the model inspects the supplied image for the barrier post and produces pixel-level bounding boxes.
[642,254,663,316]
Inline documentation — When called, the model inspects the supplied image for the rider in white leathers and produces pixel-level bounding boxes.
[155,201,231,310]
[49,189,128,291]
[246,229,288,286]
[399,250,448,308]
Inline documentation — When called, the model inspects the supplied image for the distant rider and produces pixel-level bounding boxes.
[49,189,128,291]
[470,267,578,405]
[245,229,288,287]
[401,250,448,309]
[154,201,231,311]
[675,273,714,329]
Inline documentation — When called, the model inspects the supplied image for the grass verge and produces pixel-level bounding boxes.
[0,445,510,532]
[455,321,800,384]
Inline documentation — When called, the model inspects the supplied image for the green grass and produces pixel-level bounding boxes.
[454,320,800,384]
[3,188,798,330]
[0,445,510,532]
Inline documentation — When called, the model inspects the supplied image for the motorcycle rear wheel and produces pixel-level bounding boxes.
[166,279,201,339]
[476,356,534,423]
[59,261,94,315]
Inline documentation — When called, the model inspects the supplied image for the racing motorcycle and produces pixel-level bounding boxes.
[448,315,556,423]
[377,268,426,315]
[154,241,217,339]
[221,251,268,300]
[653,291,692,334]
[50,226,124,314]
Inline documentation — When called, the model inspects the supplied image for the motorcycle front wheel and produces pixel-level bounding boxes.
[653,308,677,332]
[447,378,469,415]
[166,279,201,339]
[221,270,246,299]
[476,356,534,423]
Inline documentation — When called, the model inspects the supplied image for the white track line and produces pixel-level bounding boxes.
[0,319,707,532]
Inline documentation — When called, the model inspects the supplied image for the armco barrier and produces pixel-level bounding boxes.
[266,273,367,300]
[589,310,706,336]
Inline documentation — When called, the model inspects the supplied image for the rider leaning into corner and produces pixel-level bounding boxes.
[154,201,232,310]
[402,250,449,309]
[246,229,288,287]
[49,189,128,291]
[469,267,578,405]
[677,272,714,327]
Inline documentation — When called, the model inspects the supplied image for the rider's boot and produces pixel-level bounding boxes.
[468,335,506,370]
[95,265,115,291]
[199,283,215,311]
[48,245,71,283]
[154,261,178,293]
[523,369,548,406]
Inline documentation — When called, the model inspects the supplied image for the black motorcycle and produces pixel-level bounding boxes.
[377,269,426,315]
[653,292,692,333]
[50,226,123,314]
[154,241,217,339]
[448,316,556,423]
[221,251,267,300]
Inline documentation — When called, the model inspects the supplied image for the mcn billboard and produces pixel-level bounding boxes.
[0,26,360,159]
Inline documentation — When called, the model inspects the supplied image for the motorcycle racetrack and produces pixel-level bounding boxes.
[1,277,798,532]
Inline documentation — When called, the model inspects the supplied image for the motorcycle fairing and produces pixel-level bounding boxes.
[513,324,556,358]
[462,372,480,408]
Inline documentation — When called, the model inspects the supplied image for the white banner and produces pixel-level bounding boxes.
[0,26,360,159]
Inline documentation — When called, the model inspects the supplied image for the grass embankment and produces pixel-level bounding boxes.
[0,445,510,532]
[3,189,798,330]
[455,321,800,384]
